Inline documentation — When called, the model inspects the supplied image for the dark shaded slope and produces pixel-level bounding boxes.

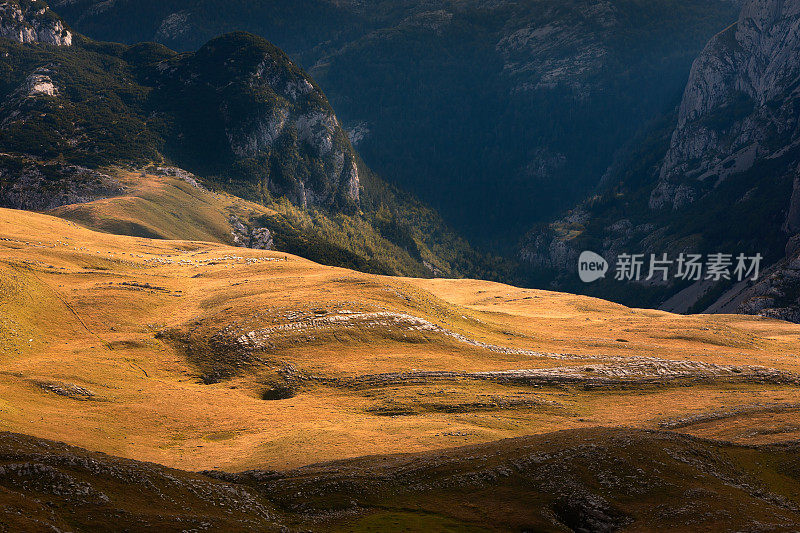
[0,432,282,532]
[4,428,800,531]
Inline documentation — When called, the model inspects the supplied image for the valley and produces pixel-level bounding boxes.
[1,0,800,529]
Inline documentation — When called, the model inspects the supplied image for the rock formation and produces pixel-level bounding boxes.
[0,1,72,46]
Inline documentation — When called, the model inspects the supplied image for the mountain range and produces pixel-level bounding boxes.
[51,0,743,248]
[0,0,511,281]
[2,0,799,320]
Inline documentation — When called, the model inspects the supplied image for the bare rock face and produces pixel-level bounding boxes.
[0,154,123,211]
[155,33,360,211]
[0,1,72,46]
[649,0,800,321]
[24,70,57,96]
[496,0,617,97]
[651,0,800,210]
[229,215,274,250]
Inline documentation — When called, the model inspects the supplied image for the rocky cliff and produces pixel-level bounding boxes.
[520,0,800,316]
[650,0,800,319]
[152,33,360,210]
[651,0,800,211]
[0,0,71,45]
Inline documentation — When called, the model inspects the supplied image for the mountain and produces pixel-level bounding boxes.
[0,1,510,280]
[0,20,359,209]
[0,0,72,45]
[150,31,361,211]
[521,0,800,316]
[50,0,742,250]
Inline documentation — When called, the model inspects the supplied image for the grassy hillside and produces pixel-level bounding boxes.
[3,207,800,475]
[47,166,514,278]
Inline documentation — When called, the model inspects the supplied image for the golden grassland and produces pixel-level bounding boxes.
[49,169,276,243]
[3,179,800,475]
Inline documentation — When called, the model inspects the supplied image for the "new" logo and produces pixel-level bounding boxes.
[578,251,608,283]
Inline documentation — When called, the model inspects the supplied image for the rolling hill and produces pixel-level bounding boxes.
[5,204,800,472]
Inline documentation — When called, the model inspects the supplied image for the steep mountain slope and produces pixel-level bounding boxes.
[522,0,800,315]
[651,0,800,212]
[150,32,361,211]
[0,1,507,280]
[51,0,741,249]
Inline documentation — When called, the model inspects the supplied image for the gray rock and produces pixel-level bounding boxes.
[229,215,274,250]
[0,1,72,46]
[651,0,800,210]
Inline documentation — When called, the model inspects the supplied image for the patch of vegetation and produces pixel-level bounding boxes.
[261,386,294,401]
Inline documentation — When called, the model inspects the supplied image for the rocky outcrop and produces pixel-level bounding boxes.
[651,0,800,210]
[229,215,274,250]
[0,1,72,46]
[155,33,360,211]
[154,10,196,43]
[0,154,122,211]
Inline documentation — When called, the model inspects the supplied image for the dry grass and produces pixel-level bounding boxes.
[3,198,800,473]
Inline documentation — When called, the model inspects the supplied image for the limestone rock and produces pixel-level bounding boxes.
[0,1,72,46]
